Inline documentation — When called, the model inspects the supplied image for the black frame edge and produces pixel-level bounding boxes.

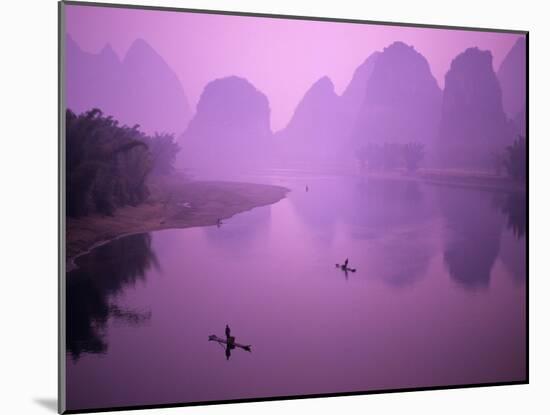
[58,1,67,414]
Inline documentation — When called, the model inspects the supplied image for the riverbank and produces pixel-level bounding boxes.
[66,178,289,270]
[360,168,526,193]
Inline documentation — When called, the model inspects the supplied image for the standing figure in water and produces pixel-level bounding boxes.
[208,325,251,360]
[306,185,309,192]
[225,324,235,360]
[225,324,231,339]
[335,258,356,276]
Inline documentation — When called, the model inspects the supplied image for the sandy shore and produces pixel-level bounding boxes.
[66,179,289,270]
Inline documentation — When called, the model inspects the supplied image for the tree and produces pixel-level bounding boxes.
[381,142,402,170]
[357,142,424,172]
[142,133,180,175]
[355,143,383,170]
[355,146,369,170]
[492,151,505,176]
[67,109,151,217]
[503,136,526,181]
[66,108,182,217]
[402,142,425,172]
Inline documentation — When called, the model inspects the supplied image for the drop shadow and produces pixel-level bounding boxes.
[34,398,57,413]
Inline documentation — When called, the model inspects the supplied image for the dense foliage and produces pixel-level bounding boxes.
[503,136,526,181]
[356,142,425,172]
[141,132,181,176]
[66,109,180,217]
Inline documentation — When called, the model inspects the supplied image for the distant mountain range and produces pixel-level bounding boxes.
[274,76,342,163]
[497,37,527,136]
[179,76,272,169]
[66,35,526,171]
[352,42,442,148]
[274,52,380,164]
[438,47,512,169]
[274,42,444,165]
[273,40,524,169]
[66,35,191,135]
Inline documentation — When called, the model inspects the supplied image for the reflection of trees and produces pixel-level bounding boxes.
[495,191,526,282]
[439,187,503,289]
[66,233,158,360]
[499,224,526,283]
[498,192,526,239]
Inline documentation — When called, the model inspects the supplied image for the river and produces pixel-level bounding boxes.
[66,170,526,410]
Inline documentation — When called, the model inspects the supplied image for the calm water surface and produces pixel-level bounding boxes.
[66,171,526,410]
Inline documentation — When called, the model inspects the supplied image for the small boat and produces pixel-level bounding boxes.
[335,263,356,272]
[208,335,252,352]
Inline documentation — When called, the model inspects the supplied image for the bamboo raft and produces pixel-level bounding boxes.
[208,335,252,352]
[335,263,356,272]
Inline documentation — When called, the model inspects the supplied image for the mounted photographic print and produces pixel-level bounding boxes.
[59,1,528,413]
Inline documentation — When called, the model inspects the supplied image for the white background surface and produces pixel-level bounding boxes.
[0,0,546,414]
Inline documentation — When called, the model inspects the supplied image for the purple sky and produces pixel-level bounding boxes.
[66,4,521,131]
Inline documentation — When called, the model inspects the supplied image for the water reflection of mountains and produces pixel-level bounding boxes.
[498,192,526,239]
[66,181,526,359]
[439,187,526,289]
[347,179,436,287]
[290,177,525,289]
[66,233,158,360]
